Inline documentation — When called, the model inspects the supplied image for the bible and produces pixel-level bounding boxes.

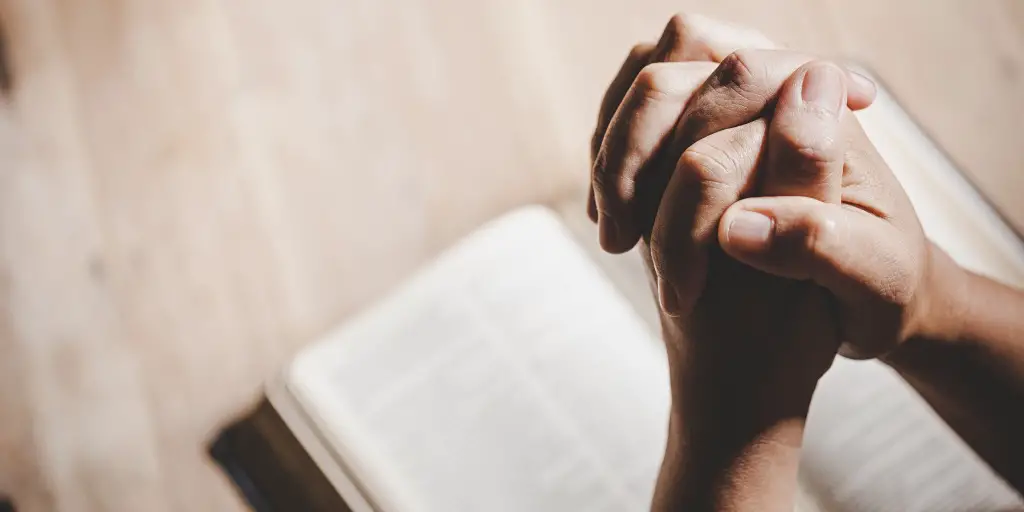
[211,83,1024,512]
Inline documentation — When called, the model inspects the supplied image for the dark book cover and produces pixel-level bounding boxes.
[209,399,352,512]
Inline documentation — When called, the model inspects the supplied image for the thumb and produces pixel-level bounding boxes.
[717,196,907,300]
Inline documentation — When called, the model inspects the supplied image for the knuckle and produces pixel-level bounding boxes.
[784,129,840,163]
[662,13,689,45]
[666,13,689,34]
[648,229,680,280]
[796,141,840,165]
[773,126,842,183]
[664,12,711,43]
[801,212,838,264]
[589,129,603,161]
[658,13,710,62]
[629,43,651,61]
[591,153,631,210]
[715,50,757,89]
[678,146,737,187]
[704,50,770,108]
[633,63,685,100]
[591,150,612,194]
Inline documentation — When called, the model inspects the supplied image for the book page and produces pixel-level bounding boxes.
[801,358,1023,512]
[856,84,1024,286]
[278,81,1024,512]
[285,207,672,512]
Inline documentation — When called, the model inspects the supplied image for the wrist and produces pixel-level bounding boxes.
[884,243,970,370]
[656,390,806,511]
[908,243,970,344]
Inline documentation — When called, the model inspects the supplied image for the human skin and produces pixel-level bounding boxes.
[589,13,1024,511]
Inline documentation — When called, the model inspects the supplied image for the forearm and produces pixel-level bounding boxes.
[885,245,1024,490]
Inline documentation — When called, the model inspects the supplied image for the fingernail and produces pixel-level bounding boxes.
[847,70,877,97]
[726,210,773,251]
[657,277,682,317]
[802,64,845,116]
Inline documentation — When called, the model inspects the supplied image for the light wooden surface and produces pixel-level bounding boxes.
[0,0,1020,510]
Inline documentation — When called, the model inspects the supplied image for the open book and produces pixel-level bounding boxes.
[211,86,1024,512]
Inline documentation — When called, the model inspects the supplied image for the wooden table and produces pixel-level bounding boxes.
[0,0,1021,510]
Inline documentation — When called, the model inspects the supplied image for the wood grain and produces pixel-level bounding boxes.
[0,0,1020,510]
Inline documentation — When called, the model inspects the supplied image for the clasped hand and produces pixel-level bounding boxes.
[588,14,953,378]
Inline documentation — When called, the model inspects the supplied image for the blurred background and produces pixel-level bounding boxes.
[0,0,1021,510]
